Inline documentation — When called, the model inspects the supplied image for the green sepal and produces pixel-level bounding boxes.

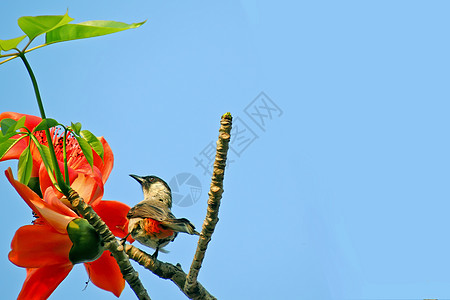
[27,177,42,198]
[67,218,103,264]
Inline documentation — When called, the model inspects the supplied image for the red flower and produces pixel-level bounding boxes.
[6,168,130,299]
[0,112,113,205]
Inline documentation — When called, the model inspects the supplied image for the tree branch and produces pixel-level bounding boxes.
[125,244,216,300]
[185,112,232,295]
[67,189,151,300]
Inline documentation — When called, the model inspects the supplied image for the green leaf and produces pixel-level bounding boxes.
[81,130,104,159]
[0,35,26,53]
[75,136,93,168]
[30,136,54,170]
[0,131,23,144]
[46,20,146,44]
[0,138,20,160]
[18,11,74,41]
[1,116,28,138]
[29,135,58,188]
[33,118,59,132]
[40,144,54,170]
[70,122,82,135]
[14,116,27,131]
[18,147,33,185]
[1,118,17,135]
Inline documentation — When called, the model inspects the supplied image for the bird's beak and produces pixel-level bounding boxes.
[129,174,144,184]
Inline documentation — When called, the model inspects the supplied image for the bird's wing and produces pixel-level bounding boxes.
[127,202,169,221]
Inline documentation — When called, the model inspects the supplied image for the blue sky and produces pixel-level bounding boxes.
[1,1,450,299]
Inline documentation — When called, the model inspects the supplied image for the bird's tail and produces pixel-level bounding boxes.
[160,218,200,235]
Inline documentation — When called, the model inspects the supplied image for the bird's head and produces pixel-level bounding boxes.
[130,174,172,208]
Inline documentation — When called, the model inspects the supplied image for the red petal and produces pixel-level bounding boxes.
[70,170,104,206]
[43,187,78,218]
[5,168,44,218]
[0,112,42,131]
[94,200,131,239]
[0,137,28,161]
[5,168,76,232]
[9,225,72,268]
[17,264,73,300]
[0,113,43,171]
[38,160,78,200]
[84,251,125,297]
[39,160,105,206]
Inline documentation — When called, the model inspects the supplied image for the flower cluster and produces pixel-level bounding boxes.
[1,112,131,299]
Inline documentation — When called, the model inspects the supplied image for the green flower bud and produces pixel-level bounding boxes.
[27,177,42,198]
[67,218,103,264]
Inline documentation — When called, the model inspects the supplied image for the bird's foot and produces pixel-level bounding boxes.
[151,248,159,260]
[120,233,131,246]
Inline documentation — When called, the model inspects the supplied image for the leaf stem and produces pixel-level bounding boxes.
[18,52,69,194]
[0,52,20,58]
[24,44,47,54]
[0,55,19,65]
[18,53,46,118]
[21,38,34,52]
[29,135,59,189]
[0,44,48,65]
[63,128,70,185]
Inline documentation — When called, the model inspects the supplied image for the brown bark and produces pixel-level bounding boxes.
[125,244,216,300]
[185,112,232,295]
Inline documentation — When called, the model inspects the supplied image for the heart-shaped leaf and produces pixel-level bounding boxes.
[46,20,146,44]
[0,35,26,53]
[18,11,74,41]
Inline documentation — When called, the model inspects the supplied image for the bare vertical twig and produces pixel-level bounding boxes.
[67,190,151,300]
[123,113,231,299]
[184,112,232,295]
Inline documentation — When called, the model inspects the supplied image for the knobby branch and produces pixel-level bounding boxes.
[67,190,151,300]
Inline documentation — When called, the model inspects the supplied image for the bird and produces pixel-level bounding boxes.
[122,174,200,259]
